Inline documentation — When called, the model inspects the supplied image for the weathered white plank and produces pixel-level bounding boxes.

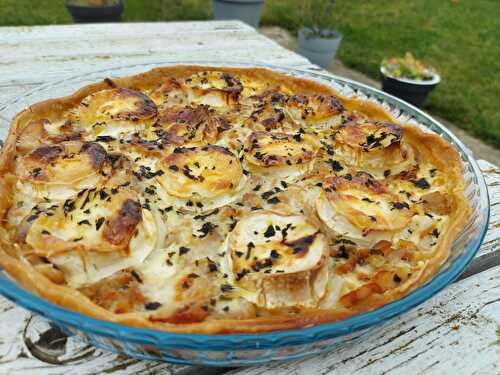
[0,20,498,375]
[0,300,227,375]
[0,21,310,106]
[0,162,496,375]
[229,265,500,375]
[227,161,500,375]
[0,21,254,42]
[478,160,500,259]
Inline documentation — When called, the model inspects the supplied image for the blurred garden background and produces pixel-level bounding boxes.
[0,0,498,149]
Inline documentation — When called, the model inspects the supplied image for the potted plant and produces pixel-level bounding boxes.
[212,0,265,28]
[65,0,124,23]
[380,52,440,107]
[296,0,342,69]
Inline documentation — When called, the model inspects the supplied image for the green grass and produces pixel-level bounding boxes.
[0,0,498,147]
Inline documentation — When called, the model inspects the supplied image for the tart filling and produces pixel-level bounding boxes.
[0,66,468,334]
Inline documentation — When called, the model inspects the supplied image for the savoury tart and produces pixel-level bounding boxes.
[0,66,469,334]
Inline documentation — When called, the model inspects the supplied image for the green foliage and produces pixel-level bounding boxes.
[0,0,498,147]
[381,52,436,81]
[296,0,336,34]
[326,1,500,148]
[123,0,210,22]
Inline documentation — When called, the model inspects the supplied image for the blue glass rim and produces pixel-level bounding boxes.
[0,61,490,351]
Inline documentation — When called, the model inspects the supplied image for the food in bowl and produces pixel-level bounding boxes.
[0,66,469,334]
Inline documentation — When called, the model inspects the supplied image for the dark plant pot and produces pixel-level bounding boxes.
[297,27,342,69]
[212,0,265,28]
[65,0,124,23]
[380,67,440,108]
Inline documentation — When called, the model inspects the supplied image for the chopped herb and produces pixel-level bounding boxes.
[63,199,75,214]
[267,197,280,204]
[31,167,42,178]
[131,270,143,283]
[413,178,430,189]
[236,269,250,281]
[197,222,216,238]
[27,214,39,222]
[391,202,410,210]
[220,284,234,293]
[270,249,280,259]
[95,135,115,142]
[245,242,255,260]
[251,258,273,272]
[99,190,109,200]
[145,302,162,310]
[193,208,219,221]
[287,234,316,254]
[263,225,276,238]
[80,192,91,210]
[261,190,275,200]
[328,159,343,172]
[281,223,292,239]
[179,246,191,255]
[207,258,218,272]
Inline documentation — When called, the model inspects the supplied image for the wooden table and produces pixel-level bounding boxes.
[0,21,498,375]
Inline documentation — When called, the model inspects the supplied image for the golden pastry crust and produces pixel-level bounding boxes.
[0,65,469,334]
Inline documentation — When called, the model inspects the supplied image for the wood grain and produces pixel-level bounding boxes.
[0,21,309,108]
[0,21,498,375]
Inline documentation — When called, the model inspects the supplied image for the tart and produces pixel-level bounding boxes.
[0,66,469,334]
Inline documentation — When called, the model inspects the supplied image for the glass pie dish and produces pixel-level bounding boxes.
[0,62,489,366]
